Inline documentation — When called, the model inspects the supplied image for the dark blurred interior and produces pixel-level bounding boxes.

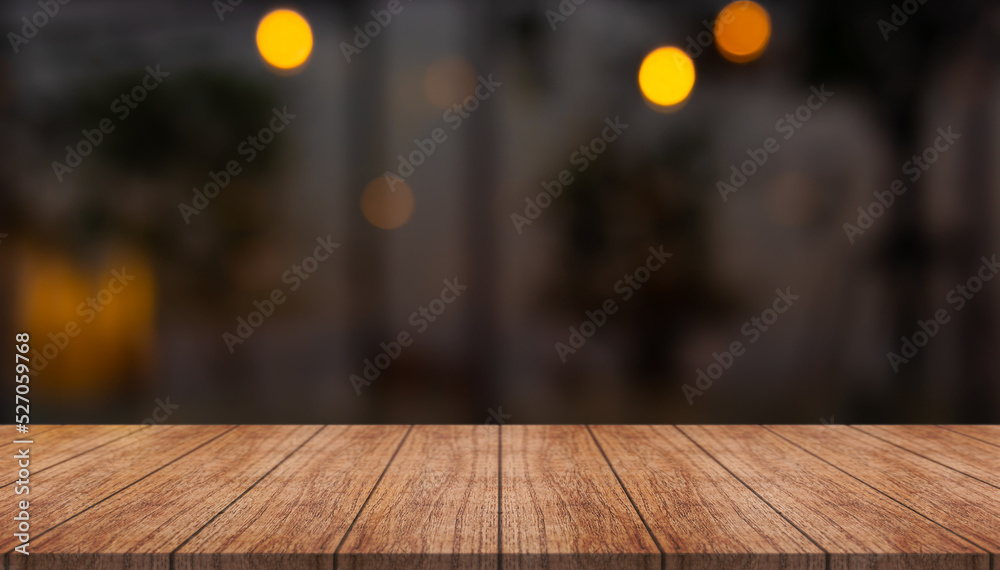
[2,0,999,424]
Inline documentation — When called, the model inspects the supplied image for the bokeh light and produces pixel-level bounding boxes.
[638,47,696,108]
[424,56,477,110]
[16,248,155,402]
[256,9,313,70]
[714,1,771,63]
[361,176,416,230]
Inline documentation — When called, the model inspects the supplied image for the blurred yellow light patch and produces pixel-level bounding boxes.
[361,176,415,230]
[256,9,313,70]
[16,248,156,403]
[638,47,696,108]
[715,1,771,63]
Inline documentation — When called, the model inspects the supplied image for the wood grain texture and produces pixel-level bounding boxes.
[21,425,319,570]
[940,425,1000,447]
[591,425,824,570]
[175,425,408,570]
[855,425,1000,488]
[1,425,60,483]
[337,425,497,570]
[769,425,1000,554]
[2,424,146,486]
[501,425,659,570]
[5,424,1000,570]
[4,425,60,438]
[0,425,232,554]
[680,425,988,570]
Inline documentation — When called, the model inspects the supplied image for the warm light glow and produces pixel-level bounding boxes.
[361,176,415,230]
[16,249,155,402]
[256,9,313,70]
[638,47,696,108]
[424,56,477,110]
[715,1,771,63]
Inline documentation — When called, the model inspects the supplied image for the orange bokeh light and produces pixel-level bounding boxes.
[361,176,415,230]
[714,1,771,63]
[424,56,477,110]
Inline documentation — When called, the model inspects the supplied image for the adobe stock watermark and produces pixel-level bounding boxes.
[485,405,511,425]
[340,0,414,63]
[384,75,502,191]
[7,0,71,54]
[877,0,930,41]
[26,268,137,375]
[223,236,340,353]
[351,277,467,395]
[212,0,244,21]
[682,287,800,405]
[887,254,998,372]
[0,233,7,245]
[555,246,672,363]
[511,116,628,234]
[141,397,179,425]
[843,126,959,244]
[52,65,169,182]
[717,85,834,202]
[545,0,587,31]
[178,107,296,224]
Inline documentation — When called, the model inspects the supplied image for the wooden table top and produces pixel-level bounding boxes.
[4,424,999,569]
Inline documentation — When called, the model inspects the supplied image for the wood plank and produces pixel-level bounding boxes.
[2,425,147,486]
[0,425,233,554]
[940,425,1000,447]
[501,425,659,570]
[769,425,1000,554]
[0,425,61,481]
[174,425,408,570]
[5,424,999,568]
[4,425,60,438]
[591,425,824,570]
[21,425,319,570]
[680,425,988,570]
[855,425,1000,488]
[337,425,497,570]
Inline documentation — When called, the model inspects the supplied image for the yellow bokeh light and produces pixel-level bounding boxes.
[361,176,415,230]
[715,1,771,63]
[256,9,313,70]
[638,47,696,108]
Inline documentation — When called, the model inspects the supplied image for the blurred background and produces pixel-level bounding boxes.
[2,0,999,424]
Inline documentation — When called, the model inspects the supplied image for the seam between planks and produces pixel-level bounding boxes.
[937,425,1000,450]
[848,425,1000,491]
[675,425,832,570]
[332,424,414,570]
[0,425,152,488]
[6,424,62,439]
[497,424,502,570]
[168,425,328,570]
[585,425,666,570]
[3,424,239,570]
[764,425,991,558]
